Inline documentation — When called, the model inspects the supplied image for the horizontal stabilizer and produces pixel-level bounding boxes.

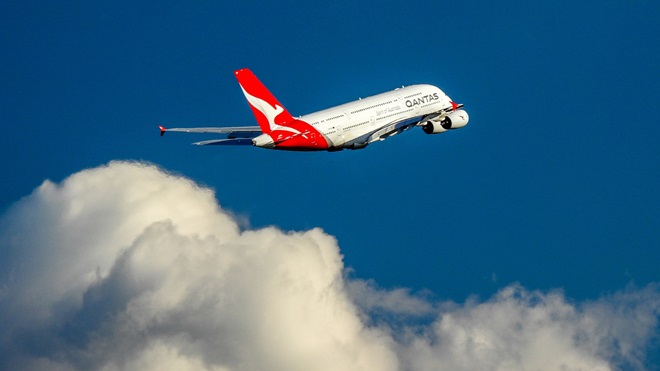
[161,126,261,134]
[192,138,254,146]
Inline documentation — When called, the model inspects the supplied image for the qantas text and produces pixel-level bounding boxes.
[405,93,440,107]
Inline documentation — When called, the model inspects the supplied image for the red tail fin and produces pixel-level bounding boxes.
[234,69,294,134]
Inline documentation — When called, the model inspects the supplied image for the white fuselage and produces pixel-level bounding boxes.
[162,69,467,150]
[299,84,452,149]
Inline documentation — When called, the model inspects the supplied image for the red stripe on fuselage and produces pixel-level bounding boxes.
[270,119,328,150]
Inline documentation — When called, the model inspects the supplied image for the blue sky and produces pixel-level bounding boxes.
[1,1,659,367]
[2,0,658,298]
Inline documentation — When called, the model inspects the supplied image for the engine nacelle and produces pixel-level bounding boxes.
[444,109,469,130]
[422,119,448,134]
[422,109,469,134]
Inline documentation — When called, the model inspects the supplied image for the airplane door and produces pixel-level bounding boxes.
[411,96,420,115]
[334,125,345,147]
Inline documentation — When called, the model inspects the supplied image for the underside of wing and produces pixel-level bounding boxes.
[367,117,423,143]
[366,103,465,143]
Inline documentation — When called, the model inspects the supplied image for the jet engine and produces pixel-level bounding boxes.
[422,109,469,134]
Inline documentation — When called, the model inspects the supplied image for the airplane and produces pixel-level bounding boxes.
[158,68,468,151]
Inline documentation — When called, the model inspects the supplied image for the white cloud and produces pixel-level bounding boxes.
[346,279,435,317]
[0,161,657,370]
[394,284,659,370]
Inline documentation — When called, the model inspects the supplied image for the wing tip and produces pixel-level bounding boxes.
[158,125,167,136]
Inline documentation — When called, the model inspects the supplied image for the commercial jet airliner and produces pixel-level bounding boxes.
[158,68,468,151]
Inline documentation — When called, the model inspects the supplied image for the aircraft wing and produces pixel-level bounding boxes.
[367,117,420,142]
[367,103,464,142]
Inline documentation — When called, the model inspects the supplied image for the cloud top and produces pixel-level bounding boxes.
[0,161,657,370]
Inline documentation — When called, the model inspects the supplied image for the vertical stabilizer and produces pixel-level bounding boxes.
[234,69,295,134]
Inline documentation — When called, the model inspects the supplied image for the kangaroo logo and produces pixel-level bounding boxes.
[240,86,300,135]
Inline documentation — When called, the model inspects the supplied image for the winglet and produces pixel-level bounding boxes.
[159,125,167,136]
[450,101,458,111]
